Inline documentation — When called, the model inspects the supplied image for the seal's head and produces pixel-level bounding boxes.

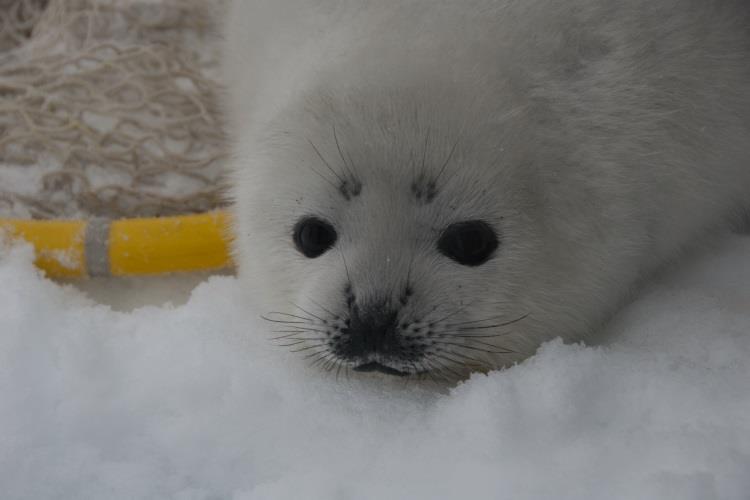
[224,0,658,379]
[230,79,636,379]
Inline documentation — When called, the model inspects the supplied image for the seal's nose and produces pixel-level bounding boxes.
[341,301,400,359]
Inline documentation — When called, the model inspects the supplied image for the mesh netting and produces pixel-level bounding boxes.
[0,0,227,219]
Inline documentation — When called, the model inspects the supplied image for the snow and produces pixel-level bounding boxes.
[1,237,749,500]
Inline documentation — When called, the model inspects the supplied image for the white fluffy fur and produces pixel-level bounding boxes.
[221,0,750,374]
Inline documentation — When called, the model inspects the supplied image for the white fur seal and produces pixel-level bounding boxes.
[221,0,750,378]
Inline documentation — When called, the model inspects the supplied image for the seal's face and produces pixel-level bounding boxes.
[232,88,573,379]
[286,212,507,377]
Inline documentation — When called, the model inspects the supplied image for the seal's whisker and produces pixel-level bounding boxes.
[427,304,469,325]
[421,359,450,385]
[469,312,530,329]
[321,354,338,373]
[417,370,435,386]
[261,313,314,325]
[305,297,338,318]
[271,332,325,340]
[435,353,487,378]
[440,350,489,369]
[265,311,316,322]
[434,336,508,350]
[419,127,431,178]
[444,312,529,328]
[419,364,443,387]
[283,338,326,347]
[411,298,449,323]
[294,344,330,354]
[270,333,326,341]
[450,323,518,332]
[308,138,346,186]
[271,327,328,336]
[276,339,325,348]
[304,163,341,192]
[433,340,514,355]
[303,351,333,366]
[442,316,508,327]
[271,336,326,344]
[434,349,488,368]
[434,138,460,184]
[272,335,327,343]
[445,342,517,355]
[423,357,452,379]
[332,125,357,181]
[338,247,353,287]
[307,353,330,369]
[290,302,326,322]
[433,332,515,339]
[429,358,462,384]
[261,318,310,325]
[316,353,338,371]
[438,335,516,349]
[429,354,466,379]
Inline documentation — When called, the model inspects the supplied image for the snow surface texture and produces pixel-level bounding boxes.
[1,237,749,500]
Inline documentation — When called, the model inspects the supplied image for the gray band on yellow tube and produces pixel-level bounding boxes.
[85,218,111,277]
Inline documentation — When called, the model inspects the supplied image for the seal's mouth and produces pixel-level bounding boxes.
[352,361,408,377]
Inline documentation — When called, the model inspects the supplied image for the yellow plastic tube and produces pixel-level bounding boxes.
[0,211,234,278]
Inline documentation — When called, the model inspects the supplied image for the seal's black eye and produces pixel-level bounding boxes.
[437,220,499,266]
[293,216,337,258]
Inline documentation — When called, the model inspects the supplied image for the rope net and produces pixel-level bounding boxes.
[0,0,227,219]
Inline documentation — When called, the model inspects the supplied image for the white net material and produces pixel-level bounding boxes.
[0,0,227,219]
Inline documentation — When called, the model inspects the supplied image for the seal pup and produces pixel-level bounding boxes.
[221,0,750,378]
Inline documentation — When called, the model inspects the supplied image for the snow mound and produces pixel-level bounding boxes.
[1,238,749,500]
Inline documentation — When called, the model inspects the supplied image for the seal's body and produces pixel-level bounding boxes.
[222,0,750,377]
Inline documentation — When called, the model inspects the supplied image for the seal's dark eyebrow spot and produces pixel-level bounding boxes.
[411,176,438,204]
[340,178,362,201]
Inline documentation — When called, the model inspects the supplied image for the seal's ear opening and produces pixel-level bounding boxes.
[293,216,337,258]
[437,220,499,267]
